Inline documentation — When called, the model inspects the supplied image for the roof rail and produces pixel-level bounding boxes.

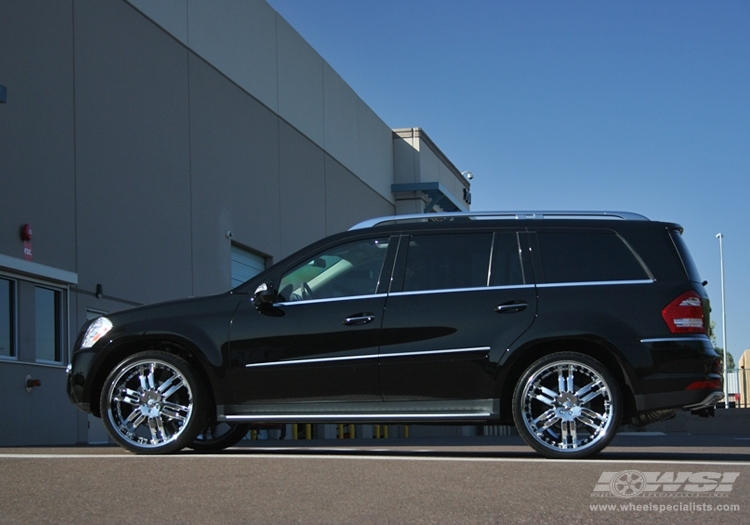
[349,211,649,230]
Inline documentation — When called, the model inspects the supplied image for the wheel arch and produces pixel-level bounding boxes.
[88,335,222,419]
[493,337,637,424]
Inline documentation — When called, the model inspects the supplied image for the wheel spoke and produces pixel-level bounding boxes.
[127,411,147,430]
[561,420,577,446]
[158,375,186,400]
[155,416,168,442]
[148,417,161,443]
[533,391,556,406]
[580,388,605,404]
[576,379,606,403]
[533,385,558,406]
[147,367,156,390]
[532,408,560,429]
[162,401,190,422]
[577,407,607,430]
[139,366,150,391]
[117,388,141,406]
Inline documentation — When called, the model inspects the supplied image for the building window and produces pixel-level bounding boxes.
[35,286,62,363]
[0,278,14,358]
[231,245,266,288]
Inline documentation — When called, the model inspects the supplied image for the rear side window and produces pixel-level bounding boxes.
[403,233,493,292]
[669,229,702,283]
[537,231,649,284]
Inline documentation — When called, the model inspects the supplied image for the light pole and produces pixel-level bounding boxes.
[716,233,729,408]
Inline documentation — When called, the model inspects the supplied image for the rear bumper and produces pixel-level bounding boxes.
[683,391,725,410]
[635,388,723,412]
[632,335,722,412]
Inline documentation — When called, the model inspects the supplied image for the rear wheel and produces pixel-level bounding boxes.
[100,351,207,454]
[512,352,621,459]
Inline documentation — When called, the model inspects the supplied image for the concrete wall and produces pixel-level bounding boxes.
[0,0,395,446]
[125,0,396,205]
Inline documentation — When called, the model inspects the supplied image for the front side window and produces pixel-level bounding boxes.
[279,237,390,302]
[35,286,62,362]
[537,231,649,283]
[0,278,14,357]
[403,233,493,292]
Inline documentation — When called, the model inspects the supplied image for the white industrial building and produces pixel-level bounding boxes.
[0,0,470,445]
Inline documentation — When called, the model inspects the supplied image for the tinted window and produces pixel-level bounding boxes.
[36,286,61,362]
[0,278,13,357]
[669,229,702,283]
[279,237,389,301]
[537,231,648,283]
[491,233,525,286]
[403,233,492,292]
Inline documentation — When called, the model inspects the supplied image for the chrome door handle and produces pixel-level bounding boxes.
[343,314,376,326]
[495,302,528,314]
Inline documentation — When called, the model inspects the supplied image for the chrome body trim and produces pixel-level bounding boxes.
[275,293,387,307]
[640,335,712,344]
[244,346,491,368]
[683,391,724,410]
[222,412,492,421]
[536,279,654,288]
[388,284,535,297]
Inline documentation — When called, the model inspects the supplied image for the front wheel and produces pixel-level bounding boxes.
[100,351,208,454]
[512,352,621,459]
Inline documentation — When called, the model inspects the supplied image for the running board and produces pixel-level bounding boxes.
[218,399,498,424]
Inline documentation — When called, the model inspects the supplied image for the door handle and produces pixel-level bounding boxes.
[495,302,528,314]
[343,314,376,326]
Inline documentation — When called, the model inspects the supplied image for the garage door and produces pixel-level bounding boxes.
[231,246,265,287]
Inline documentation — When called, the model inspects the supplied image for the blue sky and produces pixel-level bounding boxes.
[266,0,749,364]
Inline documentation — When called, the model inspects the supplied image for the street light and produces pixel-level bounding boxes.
[716,233,729,408]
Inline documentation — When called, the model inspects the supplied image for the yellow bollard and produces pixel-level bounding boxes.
[383,425,388,439]
[349,423,355,439]
[305,423,312,440]
[338,424,344,439]
[404,425,409,438]
[375,425,380,439]
[292,424,298,440]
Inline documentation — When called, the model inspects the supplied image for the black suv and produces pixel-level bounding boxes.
[67,211,722,458]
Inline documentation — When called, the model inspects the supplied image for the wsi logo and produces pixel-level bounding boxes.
[592,470,740,498]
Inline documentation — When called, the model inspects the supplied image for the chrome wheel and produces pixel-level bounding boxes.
[101,352,206,454]
[513,352,621,459]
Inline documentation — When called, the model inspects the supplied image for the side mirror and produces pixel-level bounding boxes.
[253,283,277,310]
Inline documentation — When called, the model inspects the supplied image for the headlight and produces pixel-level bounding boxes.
[81,317,113,349]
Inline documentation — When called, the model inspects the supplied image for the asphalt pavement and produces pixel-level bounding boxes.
[1,433,748,524]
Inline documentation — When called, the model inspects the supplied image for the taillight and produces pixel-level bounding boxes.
[661,291,706,334]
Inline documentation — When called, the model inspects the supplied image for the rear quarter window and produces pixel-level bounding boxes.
[669,229,702,283]
[536,231,650,283]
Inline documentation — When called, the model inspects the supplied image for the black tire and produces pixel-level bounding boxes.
[189,422,249,452]
[512,352,621,459]
[100,351,208,454]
